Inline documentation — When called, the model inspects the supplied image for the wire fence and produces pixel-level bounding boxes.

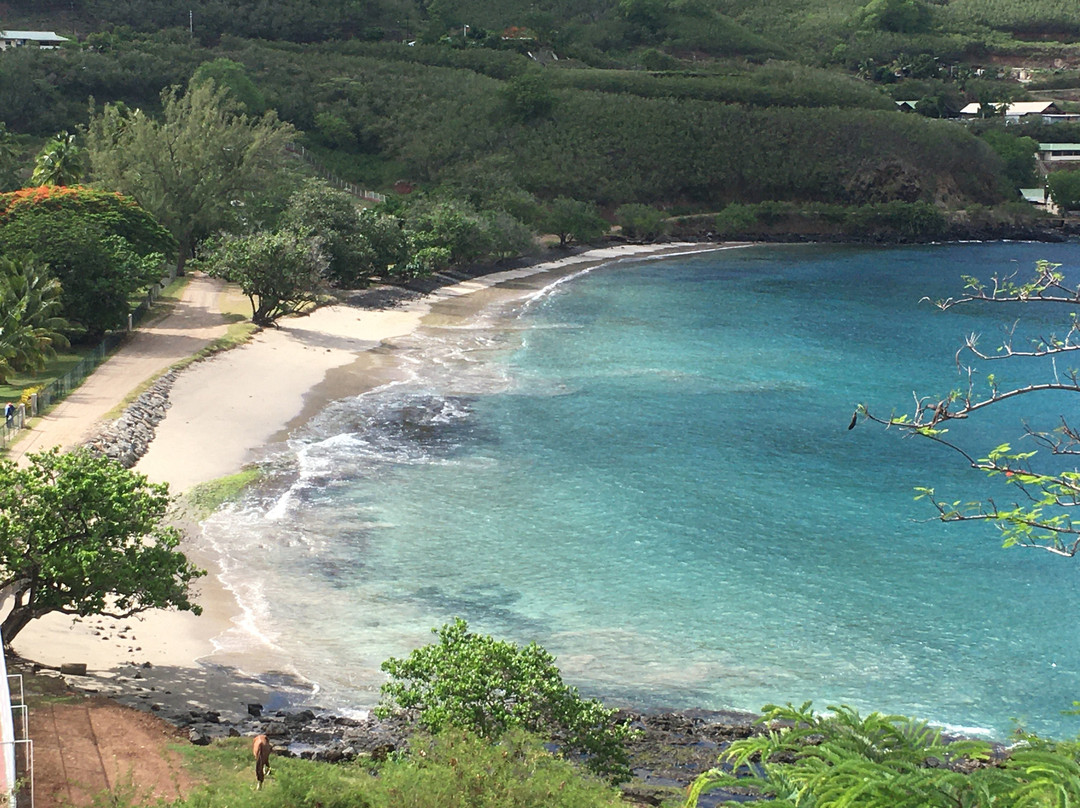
[0,263,178,450]
[284,143,387,203]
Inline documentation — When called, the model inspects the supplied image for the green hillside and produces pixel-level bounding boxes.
[3,0,1080,243]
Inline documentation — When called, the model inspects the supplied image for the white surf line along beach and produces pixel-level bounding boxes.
[12,243,718,719]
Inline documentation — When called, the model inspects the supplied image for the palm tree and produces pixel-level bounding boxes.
[0,254,69,381]
[0,123,21,192]
[30,131,85,186]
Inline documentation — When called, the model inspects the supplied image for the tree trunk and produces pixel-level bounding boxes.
[176,232,193,277]
[1,605,36,647]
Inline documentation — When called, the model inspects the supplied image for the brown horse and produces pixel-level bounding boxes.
[253,734,272,789]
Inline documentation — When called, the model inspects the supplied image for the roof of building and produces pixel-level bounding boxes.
[1008,101,1060,115]
[960,100,1060,116]
[1039,143,1080,150]
[0,30,69,42]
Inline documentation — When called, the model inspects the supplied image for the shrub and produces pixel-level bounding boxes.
[367,731,626,808]
[714,203,759,236]
[688,701,1080,808]
[615,203,667,241]
[844,200,946,239]
[377,618,634,783]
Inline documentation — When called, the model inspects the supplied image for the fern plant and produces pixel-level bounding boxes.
[684,702,1037,808]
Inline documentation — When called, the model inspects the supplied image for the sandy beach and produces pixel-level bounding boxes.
[11,242,720,720]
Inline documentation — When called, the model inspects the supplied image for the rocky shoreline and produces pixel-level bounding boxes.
[111,664,758,805]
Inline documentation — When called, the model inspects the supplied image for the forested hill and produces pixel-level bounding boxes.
[8,0,1080,59]
[2,0,1080,226]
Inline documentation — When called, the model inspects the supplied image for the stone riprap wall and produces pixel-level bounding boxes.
[84,369,179,467]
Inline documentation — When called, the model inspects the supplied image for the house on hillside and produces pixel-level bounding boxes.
[959,100,1079,124]
[1020,186,1055,213]
[0,30,69,50]
[1039,143,1080,164]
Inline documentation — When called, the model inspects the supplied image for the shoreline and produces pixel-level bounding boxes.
[11,241,728,722]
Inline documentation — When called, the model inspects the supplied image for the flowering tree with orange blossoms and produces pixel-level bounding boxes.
[0,185,173,334]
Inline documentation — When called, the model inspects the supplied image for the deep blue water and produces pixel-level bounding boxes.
[203,242,1080,738]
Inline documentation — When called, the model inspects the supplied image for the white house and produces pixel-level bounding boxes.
[1039,143,1080,163]
[0,30,69,50]
[958,100,1078,123]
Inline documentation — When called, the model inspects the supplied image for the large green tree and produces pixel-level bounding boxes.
[376,618,634,783]
[1047,170,1080,213]
[0,449,204,645]
[0,185,173,335]
[189,58,267,115]
[203,228,326,325]
[85,81,295,274]
[542,197,609,247]
[278,180,407,287]
[980,130,1038,191]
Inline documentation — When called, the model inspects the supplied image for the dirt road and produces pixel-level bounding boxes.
[10,275,231,463]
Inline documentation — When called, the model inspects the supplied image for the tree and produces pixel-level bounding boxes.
[278,180,407,287]
[189,58,267,115]
[618,0,668,38]
[858,0,932,33]
[501,72,556,123]
[85,81,295,275]
[542,197,609,247]
[203,228,326,325]
[0,448,204,644]
[0,185,173,335]
[615,203,668,242]
[980,130,1038,190]
[376,618,635,783]
[0,123,22,193]
[855,261,1080,557]
[1047,170,1080,214]
[402,196,493,266]
[30,132,85,187]
[0,253,69,380]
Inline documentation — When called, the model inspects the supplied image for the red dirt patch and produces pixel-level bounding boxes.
[30,687,195,808]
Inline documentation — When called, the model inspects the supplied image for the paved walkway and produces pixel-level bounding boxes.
[10,275,232,463]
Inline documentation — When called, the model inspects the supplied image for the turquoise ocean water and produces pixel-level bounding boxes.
[203,241,1080,738]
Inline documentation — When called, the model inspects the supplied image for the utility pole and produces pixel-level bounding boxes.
[189,10,193,35]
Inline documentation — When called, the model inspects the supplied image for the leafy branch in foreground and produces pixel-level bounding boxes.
[376,618,635,783]
[687,702,1080,808]
[853,259,1080,557]
[0,448,205,645]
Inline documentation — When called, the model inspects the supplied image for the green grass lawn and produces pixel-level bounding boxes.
[0,277,194,407]
[0,348,105,404]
